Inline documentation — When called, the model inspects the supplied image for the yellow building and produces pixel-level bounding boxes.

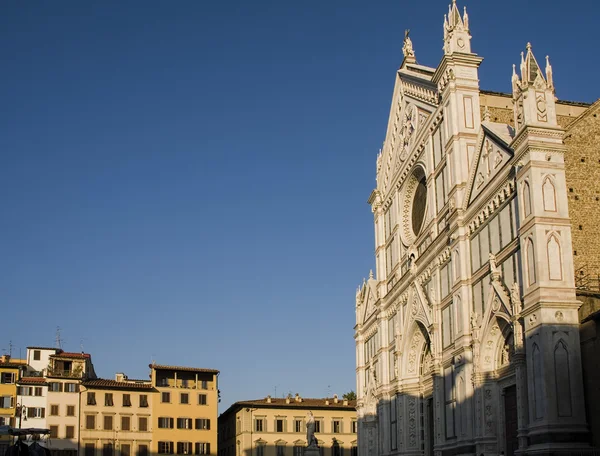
[150,363,219,456]
[218,395,357,456]
[0,355,27,454]
[79,375,156,456]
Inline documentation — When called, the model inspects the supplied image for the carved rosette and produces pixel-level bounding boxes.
[483,386,496,436]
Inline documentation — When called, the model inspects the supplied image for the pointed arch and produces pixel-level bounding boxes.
[532,343,544,419]
[554,340,572,417]
[547,234,563,281]
[526,237,536,286]
[452,248,461,285]
[542,176,557,211]
[402,322,431,378]
[522,180,532,217]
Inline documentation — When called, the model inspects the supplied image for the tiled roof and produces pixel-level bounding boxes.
[223,397,357,416]
[27,346,58,351]
[82,379,156,391]
[0,362,26,368]
[51,352,91,359]
[149,364,219,374]
[18,377,48,385]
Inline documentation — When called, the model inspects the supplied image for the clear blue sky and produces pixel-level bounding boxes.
[1,0,598,411]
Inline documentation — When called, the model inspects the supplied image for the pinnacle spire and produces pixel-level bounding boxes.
[545,55,554,91]
[443,1,471,54]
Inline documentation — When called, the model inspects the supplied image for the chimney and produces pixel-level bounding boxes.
[343,399,348,406]
[286,396,291,404]
[295,393,301,403]
[0,355,10,363]
[266,395,272,404]
[333,394,339,404]
[325,399,329,405]
[115,373,125,382]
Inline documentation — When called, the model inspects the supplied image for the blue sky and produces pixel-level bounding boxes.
[1,0,598,410]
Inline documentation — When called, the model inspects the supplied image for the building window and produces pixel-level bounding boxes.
[121,444,130,456]
[138,417,148,432]
[103,444,114,456]
[104,415,113,431]
[161,392,171,403]
[33,350,41,361]
[294,419,302,433]
[195,419,210,430]
[176,443,192,455]
[332,442,342,456]
[123,394,132,407]
[177,418,192,429]
[195,443,210,455]
[105,393,114,406]
[0,373,15,384]
[332,420,341,433]
[50,405,59,416]
[85,415,96,430]
[85,444,95,456]
[49,382,62,392]
[276,419,284,432]
[351,447,357,456]
[49,426,58,438]
[27,407,45,418]
[180,393,189,405]
[0,396,14,408]
[140,395,148,408]
[200,380,208,390]
[66,426,75,439]
[198,394,207,405]
[121,416,131,431]
[138,445,148,456]
[18,387,32,396]
[34,387,43,397]
[351,421,357,433]
[256,444,265,456]
[314,420,321,433]
[276,446,285,456]
[294,447,304,456]
[87,392,96,406]
[158,417,174,429]
[65,383,78,393]
[158,442,174,455]
[67,405,75,416]
[255,418,264,432]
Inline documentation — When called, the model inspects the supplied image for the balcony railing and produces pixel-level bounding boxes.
[47,369,83,378]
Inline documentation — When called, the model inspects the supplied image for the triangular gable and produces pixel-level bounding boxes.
[362,282,378,324]
[465,124,514,206]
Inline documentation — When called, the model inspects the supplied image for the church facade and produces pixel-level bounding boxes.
[354,2,598,455]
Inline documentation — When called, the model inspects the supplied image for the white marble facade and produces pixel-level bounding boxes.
[354,2,590,455]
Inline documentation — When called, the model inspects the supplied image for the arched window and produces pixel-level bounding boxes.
[526,238,536,286]
[523,181,532,217]
[542,177,557,211]
[547,235,563,281]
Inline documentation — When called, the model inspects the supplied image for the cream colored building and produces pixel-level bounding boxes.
[80,375,155,456]
[218,395,357,456]
[46,350,96,456]
[354,1,596,455]
[150,363,219,456]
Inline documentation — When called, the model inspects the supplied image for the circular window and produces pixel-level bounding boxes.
[399,166,428,248]
[412,176,427,236]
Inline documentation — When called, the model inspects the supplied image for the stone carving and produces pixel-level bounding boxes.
[510,282,522,315]
[555,311,564,322]
[402,29,415,58]
[306,411,319,448]
[489,253,501,276]
[407,330,423,374]
[483,387,495,436]
[407,397,417,447]
[476,172,485,189]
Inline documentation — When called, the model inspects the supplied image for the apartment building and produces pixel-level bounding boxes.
[80,375,155,456]
[150,364,219,456]
[0,355,27,454]
[46,351,96,456]
[218,395,357,456]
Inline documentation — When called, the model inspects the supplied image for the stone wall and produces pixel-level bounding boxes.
[564,100,600,280]
[579,291,600,447]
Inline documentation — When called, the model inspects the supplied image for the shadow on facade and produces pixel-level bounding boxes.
[239,440,353,456]
[357,320,600,456]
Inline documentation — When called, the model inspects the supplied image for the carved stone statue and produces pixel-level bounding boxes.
[489,253,501,276]
[402,29,415,58]
[510,282,522,315]
[306,411,318,448]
